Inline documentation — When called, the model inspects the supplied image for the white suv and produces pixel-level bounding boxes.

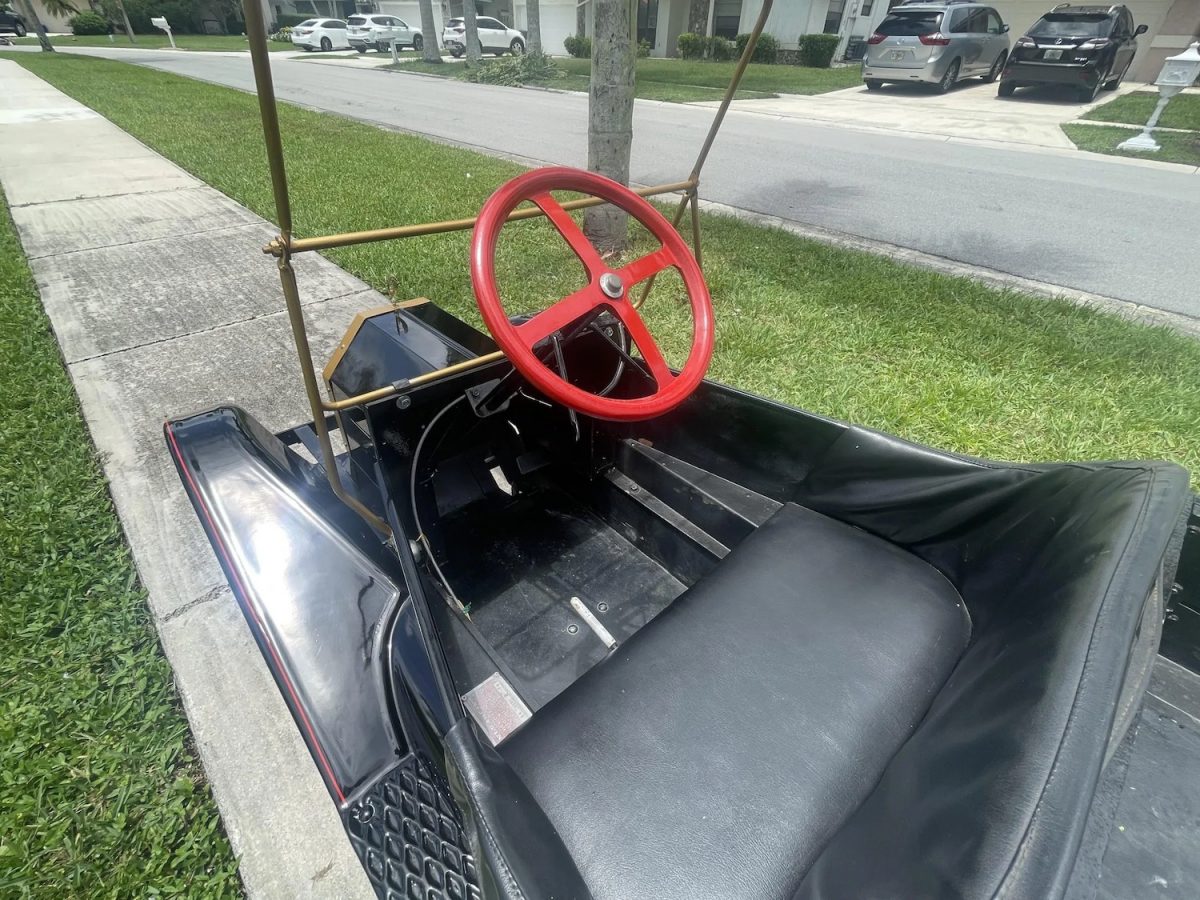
[442,16,526,57]
[347,14,423,53]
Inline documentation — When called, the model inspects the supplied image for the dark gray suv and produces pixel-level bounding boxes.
[0,5,28,37]
[864,0,1011,92]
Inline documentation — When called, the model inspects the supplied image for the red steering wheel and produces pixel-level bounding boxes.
[470,167,714,422]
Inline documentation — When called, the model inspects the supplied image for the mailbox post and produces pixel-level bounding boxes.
[151,16,177,49]
[1118,42,1200,152]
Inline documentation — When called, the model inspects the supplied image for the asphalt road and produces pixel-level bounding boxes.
[14,47,1200,320]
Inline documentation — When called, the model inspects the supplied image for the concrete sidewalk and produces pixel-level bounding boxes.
[0,59,375,899]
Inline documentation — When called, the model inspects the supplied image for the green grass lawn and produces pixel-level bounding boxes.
[10,52,1197,488]
[13,33,297,52]
[387,58,773,101]
[0,195,240,895]
[1084,90,1200,130]
[1063,91,1200,166]
[1062,123,1200,167]
[556,57,863,96]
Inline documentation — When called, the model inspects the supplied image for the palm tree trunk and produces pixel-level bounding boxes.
[418,0,441,62]
[12,0,54,51]
[462,0,480,63]
[584,0,635,253]
[114,0,136,43]
[526,0,541,54]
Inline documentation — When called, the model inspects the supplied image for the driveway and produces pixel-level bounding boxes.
[717,78,1146,149]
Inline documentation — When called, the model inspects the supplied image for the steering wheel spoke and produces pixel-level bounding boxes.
[531,191,604,277]
[617,247,675,286]
[516,285,605,348]
[612,302,674,387]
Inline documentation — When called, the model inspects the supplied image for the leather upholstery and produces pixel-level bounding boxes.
[501,504,972,900]
[495,423,1191,900]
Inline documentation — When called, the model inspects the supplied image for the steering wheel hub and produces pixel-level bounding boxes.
[599,272,626,300]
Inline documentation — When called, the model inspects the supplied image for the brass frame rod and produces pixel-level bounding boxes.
[274,180,697,256]
[243,0,390,535]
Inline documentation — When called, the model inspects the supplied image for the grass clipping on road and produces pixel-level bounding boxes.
[0,197,240,894]
[10,52,1198,485]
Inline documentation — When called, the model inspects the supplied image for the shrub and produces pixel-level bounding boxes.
[275,13,312,28]
[637,38,651,57]
[70,10,110,35]
[798,33,839,68]
[677,31,705,60]
[563,33,591,58]
[735,31,778,63]
[465,51,560,85]
[269,26,292,43]
[708,35,735,60]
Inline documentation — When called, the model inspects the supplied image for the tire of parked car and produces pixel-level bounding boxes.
[15,22,26,36]
[510,38,524,54]
[1080,75,1104,102]
[376,41,387,52]
[998,81,1016,97]
[356,45,367,53]
[984,51,1006,84]
[1104,60,1130,90]
[320,36,332,51]
[413,34,423,51]
[937,59,960,94]
[865,79,883,91]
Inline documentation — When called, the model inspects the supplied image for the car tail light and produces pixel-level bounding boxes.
[1079,38,1111,49]
[919,32,951,46]
[1016,36,1036,48]
[867,32,886,45]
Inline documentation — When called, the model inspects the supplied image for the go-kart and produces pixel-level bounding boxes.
[167,3,1200,898]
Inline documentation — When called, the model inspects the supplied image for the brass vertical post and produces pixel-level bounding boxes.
[242,0,390,535]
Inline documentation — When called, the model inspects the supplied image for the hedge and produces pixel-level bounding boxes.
[798,33,839,68]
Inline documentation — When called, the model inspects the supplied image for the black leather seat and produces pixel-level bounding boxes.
[495,455,1191,900]
[502,503,970,900]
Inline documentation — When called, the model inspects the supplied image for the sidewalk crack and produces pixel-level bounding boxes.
[162,583,230,623]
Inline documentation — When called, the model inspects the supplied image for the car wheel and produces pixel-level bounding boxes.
[1079,77,1103,102]
[1104,60,1130,90]
[450,47,463,58]
[998,80,1016,98]
[413,34,423,51]
[16,22,27,36]
[320,36,332,51]
[376,41,387,53]
[865,79,883,91]
[356,45,367,53]
[937,59,960,93]
[510,38,524,55]
[983,51,1006,83]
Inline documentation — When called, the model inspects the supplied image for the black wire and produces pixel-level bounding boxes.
[409,394,468,612]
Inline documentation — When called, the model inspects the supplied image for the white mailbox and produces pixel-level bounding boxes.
[151,16,177,49]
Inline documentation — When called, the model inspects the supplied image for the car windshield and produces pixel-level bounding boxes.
[876,11,944,35]
[347,16,366,24]
[1028,13,1112,38]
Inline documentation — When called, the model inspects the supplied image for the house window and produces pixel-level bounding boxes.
[824,0,847,34]
[714,0,742,40]
[861,0,873,15]
[637,0,658,46]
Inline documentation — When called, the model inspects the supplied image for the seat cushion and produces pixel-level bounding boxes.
[500,503,971,900]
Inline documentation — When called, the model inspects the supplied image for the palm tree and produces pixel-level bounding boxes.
[41,0,77,17]
[417,0,441,62]
[462,0,480,63]
[11,0,54,51]
[111,0,136,43]
[526,0,541,54]
[583,0,635,252]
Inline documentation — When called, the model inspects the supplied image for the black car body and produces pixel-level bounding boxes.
[0,7,27,36]
[1000,4,1146,100]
